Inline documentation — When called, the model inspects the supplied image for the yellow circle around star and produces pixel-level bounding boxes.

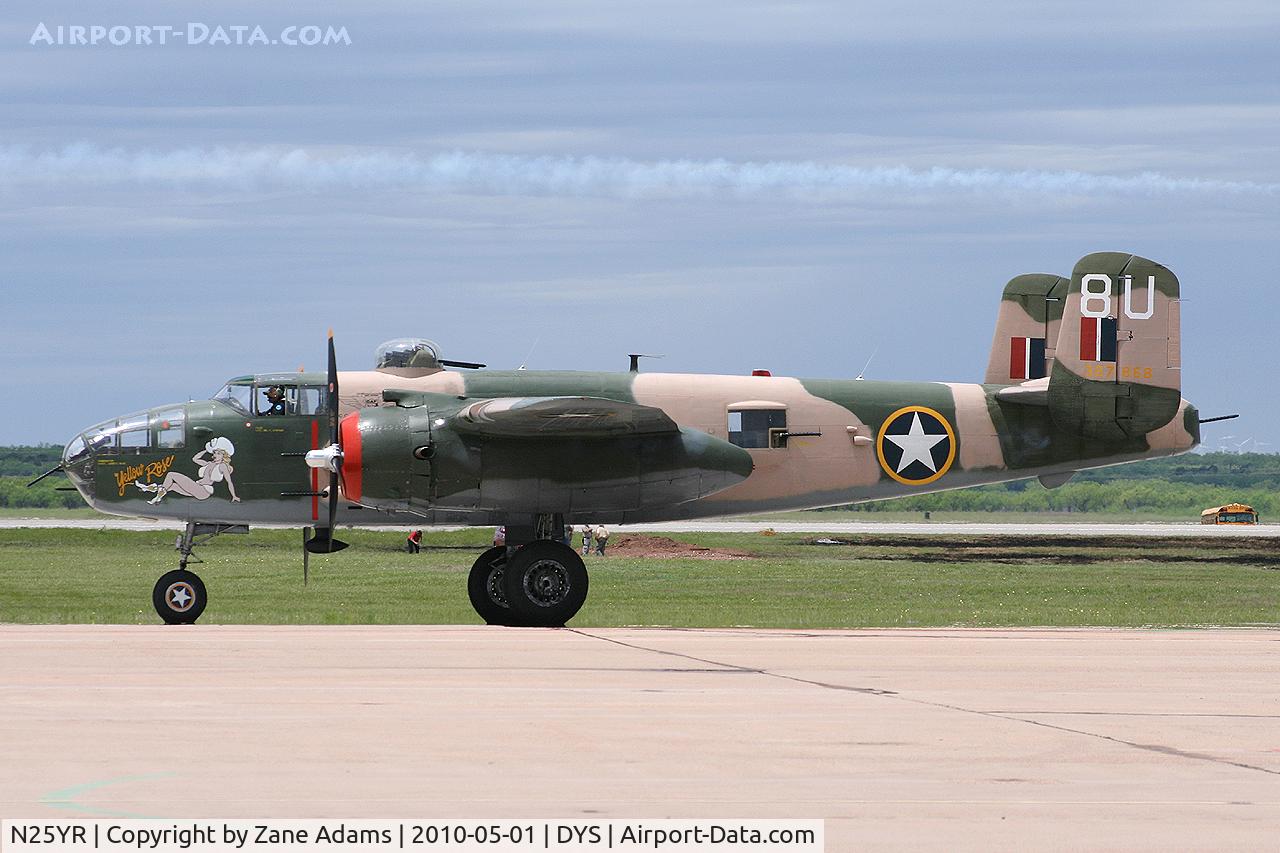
[875,405,957,486]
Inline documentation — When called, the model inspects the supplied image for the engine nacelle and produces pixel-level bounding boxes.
[338,401,753,515]
[338,406,426,509]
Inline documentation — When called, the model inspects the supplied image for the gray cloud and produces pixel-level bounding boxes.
[3,1,1279,448]
[2,144,1276,199]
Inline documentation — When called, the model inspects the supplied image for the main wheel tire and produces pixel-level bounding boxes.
[152,569,207,625]
[501,540,588,627]
[467,546,525,626]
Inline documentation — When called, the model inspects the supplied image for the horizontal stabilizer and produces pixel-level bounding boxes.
[995,377,1050,406]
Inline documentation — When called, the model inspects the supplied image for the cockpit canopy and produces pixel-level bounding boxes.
[213,375,328,418]
[375,338,443,376]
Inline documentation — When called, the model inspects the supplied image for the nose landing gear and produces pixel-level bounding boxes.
[153,569,207,624]
[151,521,247,625]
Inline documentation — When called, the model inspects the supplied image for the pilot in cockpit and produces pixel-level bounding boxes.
[262,385,288,416]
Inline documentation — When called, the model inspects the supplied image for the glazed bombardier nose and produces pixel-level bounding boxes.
[61,430,96,502]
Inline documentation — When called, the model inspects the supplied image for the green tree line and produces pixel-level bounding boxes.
[821,451,1280,517]
[0,477,84,509]
[0,445,62,477]
[0,446,82,508]
[845,479,1276,517]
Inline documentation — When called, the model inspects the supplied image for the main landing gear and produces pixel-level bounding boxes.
[467,515,589,628]
[152,521,246,625]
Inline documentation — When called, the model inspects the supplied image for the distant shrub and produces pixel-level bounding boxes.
[0,476,85,509]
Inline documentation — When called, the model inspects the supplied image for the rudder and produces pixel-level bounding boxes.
[984,273,1069,385]
[1047,252,1181,439]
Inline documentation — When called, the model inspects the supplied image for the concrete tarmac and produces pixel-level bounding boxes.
[1,626,1278,850]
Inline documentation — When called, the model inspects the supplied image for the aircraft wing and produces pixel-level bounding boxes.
[452,396,679,438]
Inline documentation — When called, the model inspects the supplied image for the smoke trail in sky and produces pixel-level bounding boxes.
[0,143,1274,198]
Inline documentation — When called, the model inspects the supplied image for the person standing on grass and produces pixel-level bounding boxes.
[406,529,422,554]
[594,524,609,556]
[580,525,593,556]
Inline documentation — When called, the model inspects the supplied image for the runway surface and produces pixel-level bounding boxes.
[1,626,1277,850]
[5,516,1280,537]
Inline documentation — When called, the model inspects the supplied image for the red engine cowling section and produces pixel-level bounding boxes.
[339,411,363,502]
[336,405,421,509]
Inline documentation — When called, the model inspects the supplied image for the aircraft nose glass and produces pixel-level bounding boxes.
[61,431,95,499]
[63,434,90,465]
[80,412,149,454]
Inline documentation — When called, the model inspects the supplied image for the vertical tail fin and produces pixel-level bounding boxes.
[984,274,1068,385]
[1047,252,1181,439]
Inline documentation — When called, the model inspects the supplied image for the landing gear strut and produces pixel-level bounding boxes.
[151,521,245,625]
[465,515,589,628]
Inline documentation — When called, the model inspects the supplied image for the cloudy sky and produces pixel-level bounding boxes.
[2,1,1276,451]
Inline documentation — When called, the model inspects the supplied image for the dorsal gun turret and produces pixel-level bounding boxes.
[374,338,444,378]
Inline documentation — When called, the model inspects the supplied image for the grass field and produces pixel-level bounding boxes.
[0,507,103,519]
[0,528,1276,627]
[0,506,1215,523]
[743,509,1206,523]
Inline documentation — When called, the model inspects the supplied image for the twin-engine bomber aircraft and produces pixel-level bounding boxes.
[51,252,1211,627]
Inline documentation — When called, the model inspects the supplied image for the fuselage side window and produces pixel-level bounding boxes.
[255,384,297,417]
[84,412,150,454]
[118,426,149,448]
[297,385,325,416]
[153,407,185,448]
[728,408,787,449]
[115,413,149,450]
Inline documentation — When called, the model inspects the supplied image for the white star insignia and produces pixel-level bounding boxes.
[884,412,947,474]
[169,586,192,608]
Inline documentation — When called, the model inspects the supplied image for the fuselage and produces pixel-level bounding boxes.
[63,367,1200,526]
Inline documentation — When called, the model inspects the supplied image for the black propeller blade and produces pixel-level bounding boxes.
[328,328,340,447]
[305,330,349,554]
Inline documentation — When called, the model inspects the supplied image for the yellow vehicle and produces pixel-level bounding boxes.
[1200,504,1259,525]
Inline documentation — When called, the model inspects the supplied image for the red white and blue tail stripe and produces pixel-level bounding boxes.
[1009,337,1047,380]
[1079,317,1117,363]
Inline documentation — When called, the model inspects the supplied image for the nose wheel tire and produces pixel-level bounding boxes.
[501,541,588,627]
[152,569,207,625]
[467,546,526,626]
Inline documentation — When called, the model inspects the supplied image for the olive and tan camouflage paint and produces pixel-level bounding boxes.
[983,273,1067,385]
[65,252,1199,527]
